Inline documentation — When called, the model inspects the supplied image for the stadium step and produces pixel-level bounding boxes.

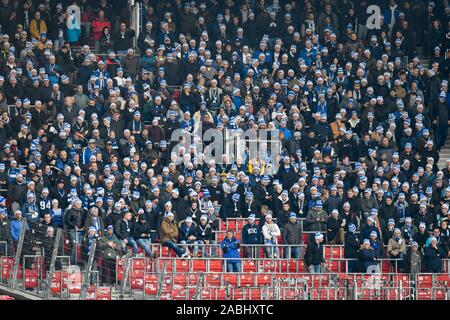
[438,137,450,169]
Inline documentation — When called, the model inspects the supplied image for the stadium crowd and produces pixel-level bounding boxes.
[0,0,449,284]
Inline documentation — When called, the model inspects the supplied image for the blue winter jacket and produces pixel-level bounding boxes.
[221,237,241,263]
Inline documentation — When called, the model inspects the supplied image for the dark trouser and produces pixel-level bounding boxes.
[0,240,10,257]
[390,254,405,271]
[101,258,116,285]
[436,126,448,149]
[347,260,359,273]
[162,240,185,257]
[243,246,260,258]
[283,246,300,259]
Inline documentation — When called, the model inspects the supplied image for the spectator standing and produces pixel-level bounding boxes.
[387,228,407,272]
[221,230,241,272]
[282,212,302,259]
[261,214,281,258]
[424,236,447,273]
[358,239,377,273]
[404,241,423,275]
[305,232,325,274]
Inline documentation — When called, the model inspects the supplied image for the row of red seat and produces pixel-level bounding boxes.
[137,272,450,300]
[121,256,399,274]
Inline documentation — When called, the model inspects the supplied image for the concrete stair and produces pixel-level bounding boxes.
[438,136,450,169]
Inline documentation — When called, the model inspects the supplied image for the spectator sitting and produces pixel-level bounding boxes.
[158,212,189,259]
[178,216,199,257]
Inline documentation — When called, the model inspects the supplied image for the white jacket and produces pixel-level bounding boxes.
[262,222,281,243]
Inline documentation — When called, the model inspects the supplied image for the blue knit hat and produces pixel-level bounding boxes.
[348,224,356,233]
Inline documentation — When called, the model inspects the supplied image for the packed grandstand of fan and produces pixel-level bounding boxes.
[0,0,449,297]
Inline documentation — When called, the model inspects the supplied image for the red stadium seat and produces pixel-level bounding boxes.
[215,288,227,300]
[232,287,244,299]
[173,274,187,286]
[24,269,39,289]
[67,271,82,294]
[158,259,173,272]
[223,273,238,286]
[85,285,97,300]
[192,259,207,272]
[96,287,111,300]
[205,273,221,286]
[187,273,199,286]
[416,289,432,300]
[132,258,146,271]
[130,270,145,289]
[226,220,237,231]
[1,257,13,279]
[416,274,433,288]
[247,288,262,300]
[280,259,297,272]
[381,260,391,273]
[302,233,309,243]
[209,259,222,272]
[261,260,277,272]
[256,274,271,286]
[434,289,446,300]
[239,273,255,286]
[144,274,158,295]
[436,273,450,284]
[172,286,187,300]
[175,259,189,272]
[243,260,256,272]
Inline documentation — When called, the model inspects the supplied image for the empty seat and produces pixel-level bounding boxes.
[416,289,432,300]
[209,259,222,272]
[132,258,146,271]
[205,273,221,286]
[173,274,187,286]
[96,287,111,300]
[256,274,271,286]
[144,274,158,295]
[175,259,189,272]
[192,259,207,272]
[416,274,433,288]
[223,273,238,286]
[24,269,39,289]
[239,273,255,286]
[243,260,256,272]
[130,270,145,289]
